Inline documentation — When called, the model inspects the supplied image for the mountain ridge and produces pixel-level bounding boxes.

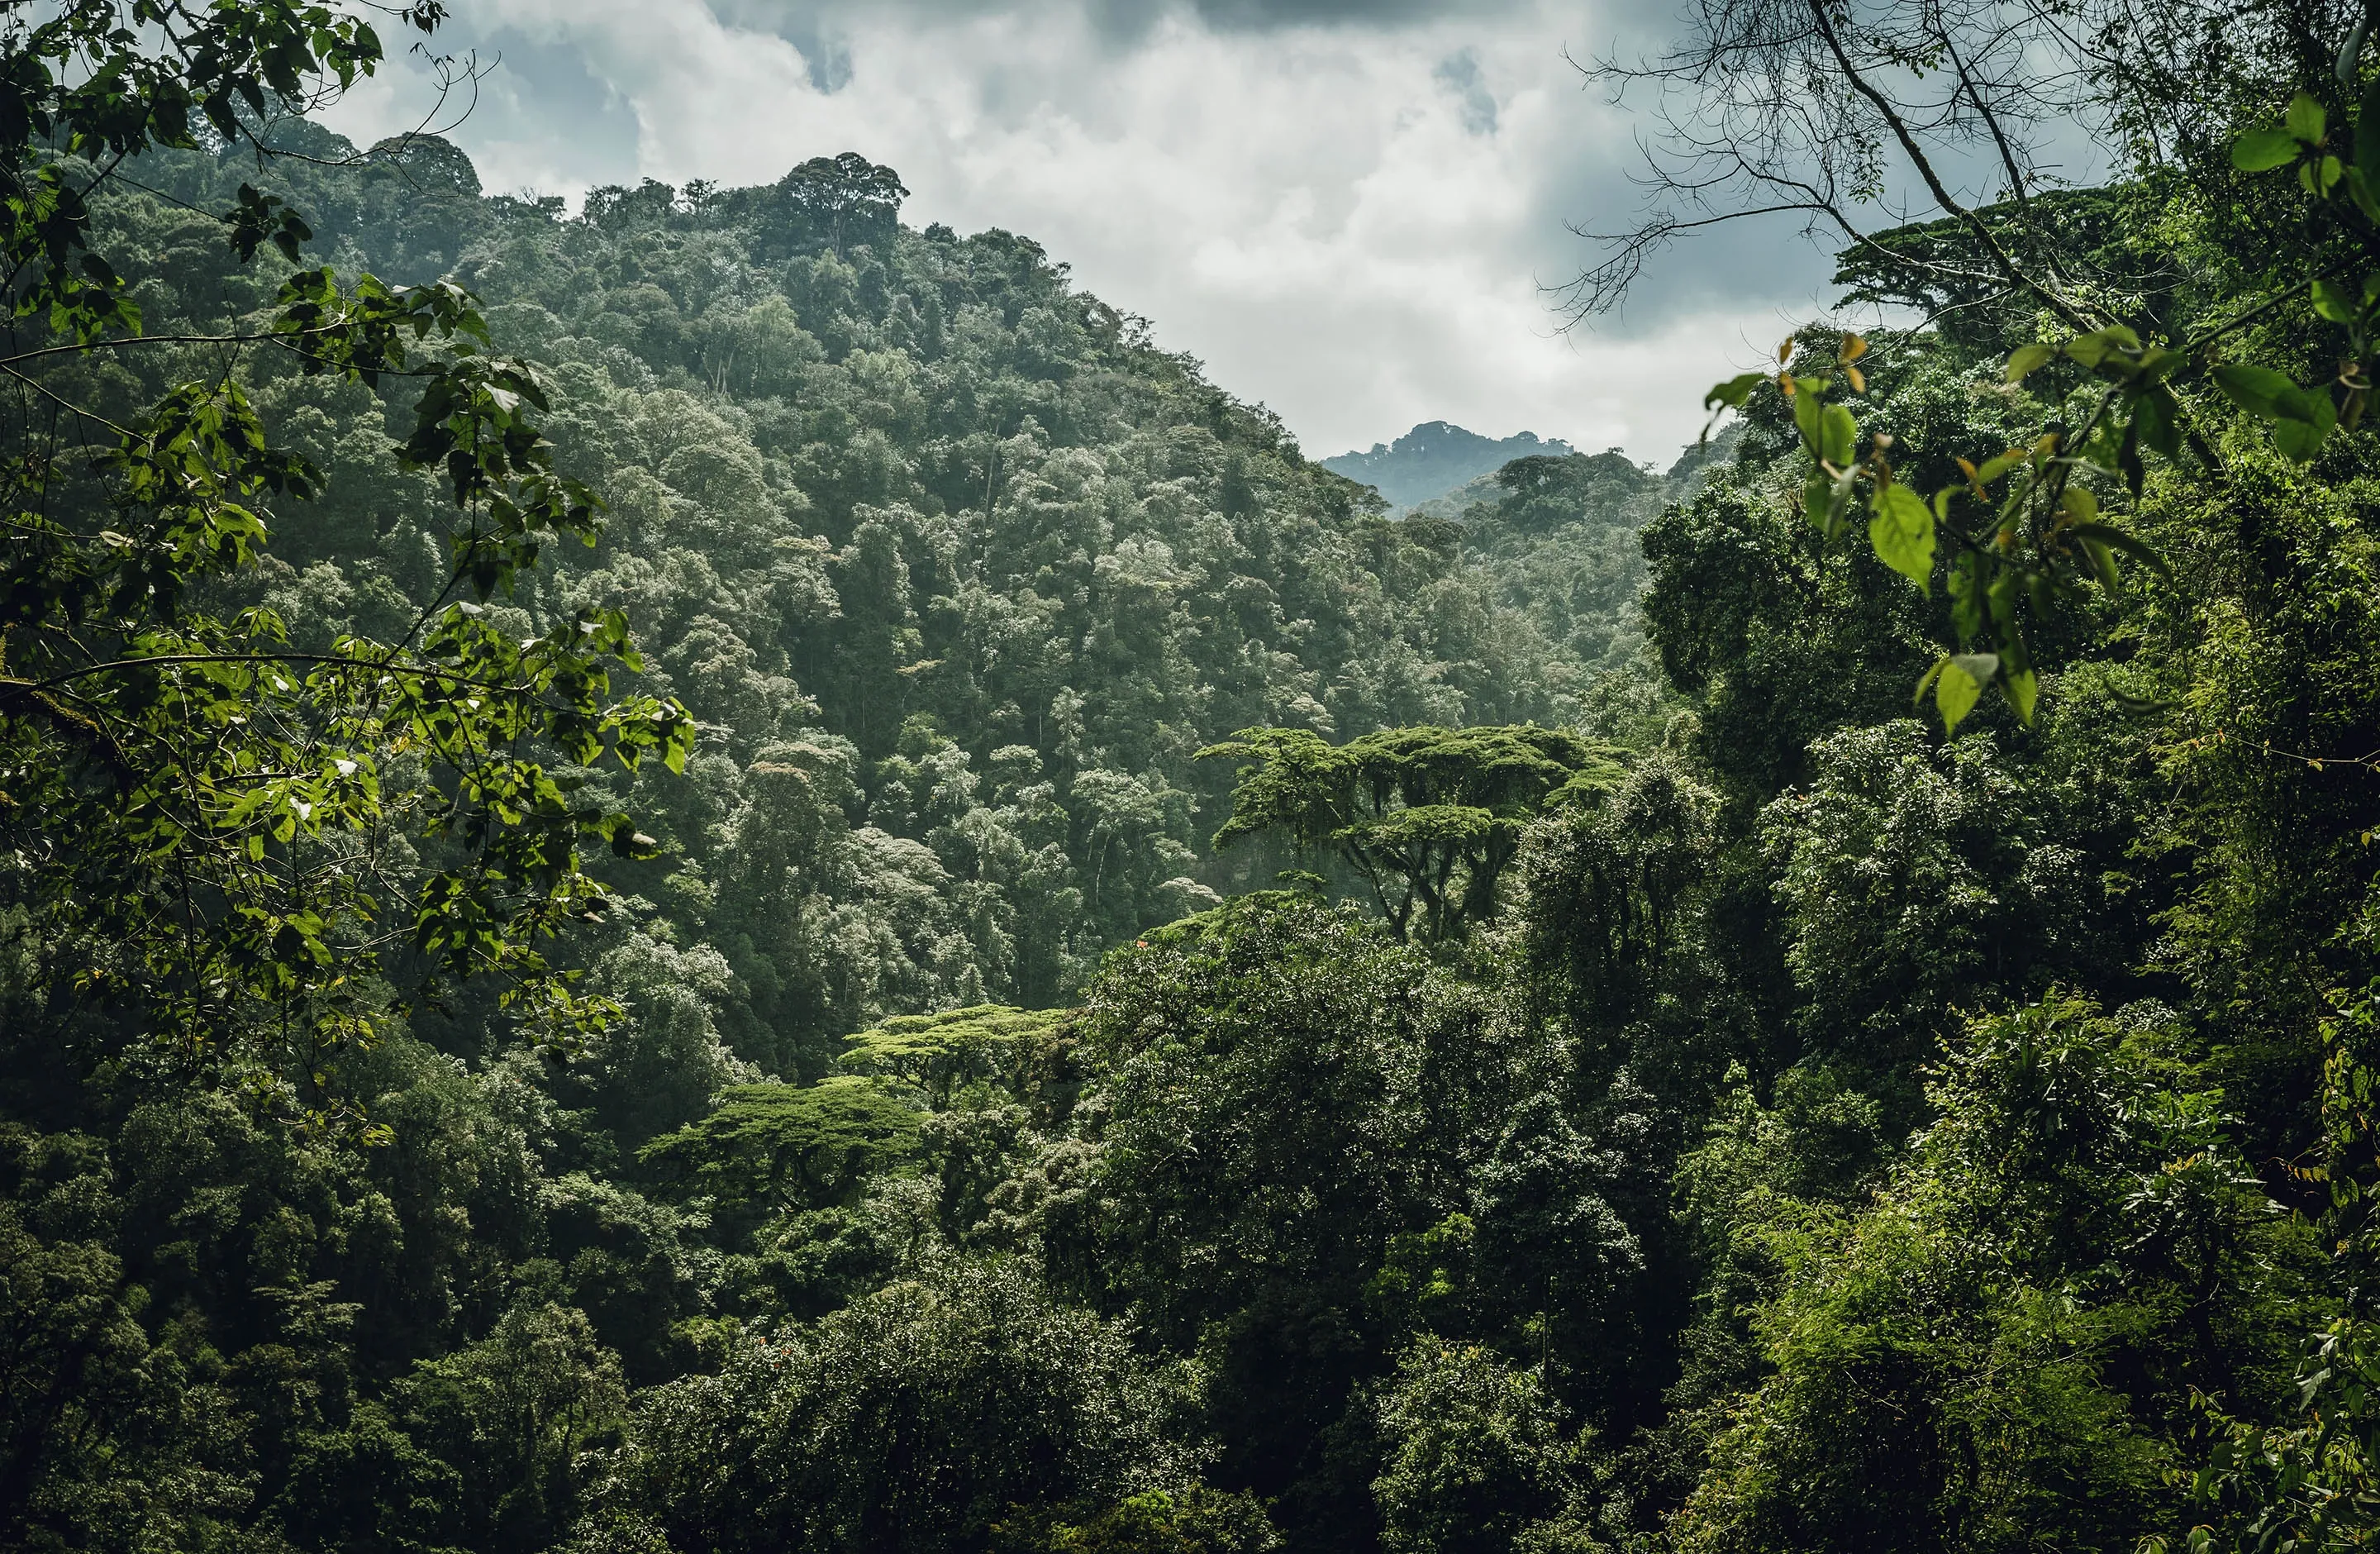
[1321,419,1577,508]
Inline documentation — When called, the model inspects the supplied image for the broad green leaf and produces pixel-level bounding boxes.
[1975,446,2030,484]
[1947,554,1984,641]
[2078,535,2120,589]
[2214,362,2299,419]
[2005,667,2039,724]
[2067,521,2174,581]
[2233,129,2301,170]
[2063,325,2142,369]
[1821,403,1856,468]
[1868,483,1935,590]
[1791,376,1825,457]
[1801,470,1835,534]
[2349,165,2380,223]
[2131,387,2182,460]
[2303,275,2360,321]
[1929,654,1991,735]
[2304,155,2346,195]
[2289,91,2329,143]
[1703,371,1766,410]
[2271,388,2339,460]
[2005,343,2055,382]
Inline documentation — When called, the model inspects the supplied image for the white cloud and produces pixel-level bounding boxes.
[323,0,1835,462]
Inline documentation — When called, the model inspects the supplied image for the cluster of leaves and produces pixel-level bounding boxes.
[0,0,697,1127]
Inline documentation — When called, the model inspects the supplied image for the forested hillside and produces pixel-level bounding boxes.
[96,122,1672,1069]
[11,3,2380,1554]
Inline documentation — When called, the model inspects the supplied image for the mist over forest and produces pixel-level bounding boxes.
[7,4,2380,1553]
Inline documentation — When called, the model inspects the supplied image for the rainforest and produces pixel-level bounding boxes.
[7,2,2380,1551]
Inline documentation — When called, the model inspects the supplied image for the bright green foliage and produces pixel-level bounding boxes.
[0,1,695,1119]
[636,1079,922,1212]
[1671,1000,2317,1554]
[835,1003,1074,1106]
[1199,726,1626,941]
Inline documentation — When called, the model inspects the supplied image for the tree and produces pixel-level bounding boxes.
[738,152,909,261]
[1670,999,2312,1554]
[1198,726,1626,942]
[597,1258,1200,1554]
[1371,1338,1599,1554]
[0,1,693,1123]
[637,1079,922,1214]
[833,1003,1073,1109]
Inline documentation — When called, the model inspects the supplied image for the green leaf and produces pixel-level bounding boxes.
[2289,91,2329,143]
[2315,278,2360,323]
[2004,343,2055,382]
[1927,653,1991,735]
[1820,403,1856,469]
[1791,377,1825,458]
[1868,483,1936,590]
[2214,362,2300,419]
[2271,388,2339,460]
[2005,668,2039,724]
[1975,447,2030,484]
[2062,325,2142,369]
[2348,165,2380,223]
[2233,128,2301,170]
[1703,371,1766,411]
[2131,387,2182,461]
[2067,522,2174,582]
[1802,470,1833,533]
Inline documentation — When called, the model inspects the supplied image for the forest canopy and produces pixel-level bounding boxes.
[7,2,2380,1553]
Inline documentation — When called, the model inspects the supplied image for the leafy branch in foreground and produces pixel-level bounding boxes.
[1701,55,2380,741]
[1705,324,2176,735]
[0,0,691,1130]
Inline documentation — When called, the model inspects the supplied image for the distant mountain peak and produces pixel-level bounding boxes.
[1321,422,1577,509]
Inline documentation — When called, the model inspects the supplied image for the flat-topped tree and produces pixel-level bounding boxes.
[835,1003,1073,1109]
[636,1077,921,1213]
[1198,726,1626,944]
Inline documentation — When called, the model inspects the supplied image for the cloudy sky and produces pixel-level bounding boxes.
[323,0,1844,464]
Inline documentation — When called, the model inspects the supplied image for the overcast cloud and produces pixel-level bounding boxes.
[324,0,1841,463]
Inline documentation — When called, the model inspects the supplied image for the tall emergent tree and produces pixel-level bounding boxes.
[1198,725,1623,942]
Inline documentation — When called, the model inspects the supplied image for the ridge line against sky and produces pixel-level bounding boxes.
[323,0,1846,463]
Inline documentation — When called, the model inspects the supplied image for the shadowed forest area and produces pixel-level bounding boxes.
[10,2,2380,1552]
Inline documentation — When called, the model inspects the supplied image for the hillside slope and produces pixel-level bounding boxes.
[115,132,1672,1066]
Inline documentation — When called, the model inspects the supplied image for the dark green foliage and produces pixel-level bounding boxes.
[1372,1339,1600,1554]
[17,3,2380,1552]
[594,1258,1199,1554]
[995,1487,1282,1554]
